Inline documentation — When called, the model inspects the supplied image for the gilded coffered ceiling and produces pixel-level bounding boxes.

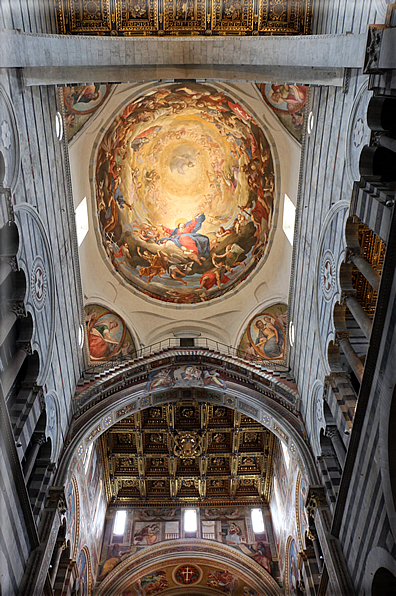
[100,402,275,506]
[56,0,312,36]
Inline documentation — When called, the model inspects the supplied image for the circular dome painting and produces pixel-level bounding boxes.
[95,84,275,304]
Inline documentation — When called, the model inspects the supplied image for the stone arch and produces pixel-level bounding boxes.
[371,567,396,596]
[295,472,309,551]
[362,547,396,595]
[95,539,283,596]
[55,380,319,492]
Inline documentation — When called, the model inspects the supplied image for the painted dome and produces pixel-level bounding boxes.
[95,84,275,304]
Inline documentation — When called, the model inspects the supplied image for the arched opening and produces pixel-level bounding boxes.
[389,386,396,513]
[371,567,396,596]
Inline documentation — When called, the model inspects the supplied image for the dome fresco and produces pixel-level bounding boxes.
[95,84,276,304]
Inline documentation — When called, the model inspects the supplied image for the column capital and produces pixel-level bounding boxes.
[306,486,327,518]
[46,486,67,516]
[335,330,350,345]
[324,425,339,440]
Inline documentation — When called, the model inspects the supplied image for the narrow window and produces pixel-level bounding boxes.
[283,194,296,246]
[113,510,127,536]
[75,197,89,247]
[184,509,197,533]
[251,508,265,533]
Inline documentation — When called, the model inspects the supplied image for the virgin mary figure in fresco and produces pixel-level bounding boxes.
[157,213,210,265]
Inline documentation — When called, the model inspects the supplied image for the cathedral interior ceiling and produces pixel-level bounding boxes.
[55,0,312,37]
[100,401,275,506]
[94,83,276,304]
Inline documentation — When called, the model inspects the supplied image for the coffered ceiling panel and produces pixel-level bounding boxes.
[100,402,275,507]
[56,0,312,35]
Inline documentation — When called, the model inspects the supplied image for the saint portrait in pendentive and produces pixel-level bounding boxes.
[84,305,135,362]
[248,313,285,360]
[63,84,111,115]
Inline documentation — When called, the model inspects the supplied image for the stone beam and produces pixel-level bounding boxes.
[0,29,366,87]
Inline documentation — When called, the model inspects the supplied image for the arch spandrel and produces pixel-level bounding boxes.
[96,539,283,596]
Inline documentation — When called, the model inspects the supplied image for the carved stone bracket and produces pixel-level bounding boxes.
[306,486,327,519]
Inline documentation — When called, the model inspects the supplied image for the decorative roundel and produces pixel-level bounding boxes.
[30,256,47,311]
[174,564,201,585]
[320,250,336,302]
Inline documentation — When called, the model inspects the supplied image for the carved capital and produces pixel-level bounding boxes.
[7,300,27,318]
[335,330,350,346]
[0,186,14,222]
[325,425,338,440]
[347,247,363,262]
[32,432,46,446]
[306,526,318,542]
[16,340,33,355]
[47,487,67,516]
[306,486,327,518]
[5,256,18,272]
[364,26,384,74]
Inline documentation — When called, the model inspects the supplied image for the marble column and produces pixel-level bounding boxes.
[348,249,381,292]
[343,292,373,340]
[336,331,364,384]
[325,425,346,467]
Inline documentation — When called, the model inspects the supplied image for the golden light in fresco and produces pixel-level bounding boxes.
[95,84,276,304]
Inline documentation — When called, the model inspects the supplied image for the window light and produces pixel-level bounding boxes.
[184,509,197,532]
[251,508,265,534]
[283,194,296,246]
[281,440,290,469]
[55,111,63,141]
[113,510,127,536]
[75,197,89,247]
[83,442,93,474]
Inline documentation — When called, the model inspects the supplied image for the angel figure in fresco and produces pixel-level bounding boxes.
[157,214,210,265]
[137,247,167,282]
[225,522,244,545]
[88,318,120,360]
[207,569,237,592]
[147,369,173,391]
[134,524,160,545]
[68,84,101,106]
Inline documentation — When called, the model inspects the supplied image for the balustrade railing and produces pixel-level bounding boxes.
[82,337,279,378]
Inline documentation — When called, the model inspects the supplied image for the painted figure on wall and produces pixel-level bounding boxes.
[63,84,111,141]
[98,544,136,581]
[147,366,227,391]
[238,304,287,362]
[76,549,89,596]
[138,570,169,594]
[95,83,276,304]
[207,569,237,593]
[259,83,307,142]
[289,539,299,595]
[84,305,136,362]
[133,523,160,545]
